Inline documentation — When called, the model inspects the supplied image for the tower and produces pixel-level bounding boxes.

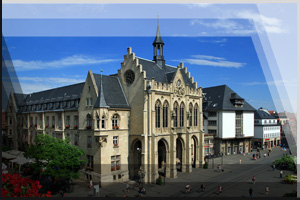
[153,18,165,68]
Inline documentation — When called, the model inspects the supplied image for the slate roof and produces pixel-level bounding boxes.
[255,109,275,119]
[14,82,84,113]
[93,74,130,109]
[153,24,164,45]
[202,85,255,111]
[137,57,195,89]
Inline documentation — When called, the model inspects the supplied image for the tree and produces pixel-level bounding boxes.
[25,134,86,180]
[273,155,296,171]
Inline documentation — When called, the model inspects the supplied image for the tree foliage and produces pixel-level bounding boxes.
[273,155,296,171]
[25,134,86,180]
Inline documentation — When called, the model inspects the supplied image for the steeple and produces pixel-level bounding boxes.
[153,15,165,68]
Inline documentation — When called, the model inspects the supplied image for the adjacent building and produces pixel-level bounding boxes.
[5,23,205,186]
[203,85,255,155]
[253,108,281,149]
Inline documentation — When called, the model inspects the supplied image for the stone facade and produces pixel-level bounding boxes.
[5,25,205,187]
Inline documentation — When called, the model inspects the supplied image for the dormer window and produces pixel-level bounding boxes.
[230,93,244,108]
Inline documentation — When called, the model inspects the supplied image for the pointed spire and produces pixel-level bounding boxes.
[98,73,108,108]
[153,14,164,45]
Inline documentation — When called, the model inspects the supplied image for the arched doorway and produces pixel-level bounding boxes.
[192,136,198,168]
[132,140,142,179]
[176,138,183,171]
[158,140,166,169]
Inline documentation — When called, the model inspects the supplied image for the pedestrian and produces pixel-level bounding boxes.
[59,189,65,197]
[217,165,221,173]
[218,185,222,195]
[185,184,191,193]
[89,180,93,189]
[249,187,253,197]
[200,184,205,192]
[239,158,242,164]
[280,170,283,178]
[252,176,256,184]
[125,183,130,192]
[265,185,269,195]
[272,164,276,171]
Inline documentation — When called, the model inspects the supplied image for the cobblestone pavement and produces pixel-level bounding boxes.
[64,147,296,197]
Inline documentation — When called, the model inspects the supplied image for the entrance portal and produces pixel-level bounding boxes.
[176,138,183,171]
[132,140,142,179]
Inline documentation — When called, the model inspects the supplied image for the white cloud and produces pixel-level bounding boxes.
[19,77,85,84]
[191,10,286,35]
[9,55,119,71]
[19,76,85,94]
[244,80,297,87]
[235,10,286,34]
[186,3,212,9]
[198,38,227,44]
[175,55,246,68]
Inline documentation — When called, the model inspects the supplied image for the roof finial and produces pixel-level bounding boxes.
[157,12,159,26]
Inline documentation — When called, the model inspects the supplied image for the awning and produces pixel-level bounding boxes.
[5,150,24,156]
[2,152,18,159]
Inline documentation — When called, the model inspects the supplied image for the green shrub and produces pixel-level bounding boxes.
[283,190,297,197]
[156,175,163,185]
[203,162,208,169]
[273,155,296,171]
[284,174,297,184]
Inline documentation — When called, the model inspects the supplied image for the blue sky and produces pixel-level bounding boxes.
[3,35,276,111]
[2,3,297,113]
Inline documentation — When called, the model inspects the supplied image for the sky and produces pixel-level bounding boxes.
[2,3,297,113]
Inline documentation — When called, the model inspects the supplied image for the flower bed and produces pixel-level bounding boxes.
[2,172,52,197]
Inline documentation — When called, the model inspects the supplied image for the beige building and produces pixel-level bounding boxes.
[6,24,205,186]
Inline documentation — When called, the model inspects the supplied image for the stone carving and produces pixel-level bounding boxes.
[174,85,185,96]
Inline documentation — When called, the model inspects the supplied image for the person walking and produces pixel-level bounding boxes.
[185,184,191,193]
[280,170,283,178]
[218,185,223,195]
[249,187,253,198]
[200,184,206,192]
[272,164,276,171]
[125,183,130,192]
[265,185,269,195]
[252,176,256,184]
[239,158,242,164]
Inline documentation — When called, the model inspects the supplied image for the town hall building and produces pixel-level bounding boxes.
[5,24,205,186]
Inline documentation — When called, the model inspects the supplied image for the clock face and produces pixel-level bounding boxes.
[177,80,181,86]
[125,70,135,84]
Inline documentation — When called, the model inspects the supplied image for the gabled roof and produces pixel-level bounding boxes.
[203,85,255,111]
[93,74,130,109]
[254,110,275,119]
[14,82,84,112]
[137,57,195,89]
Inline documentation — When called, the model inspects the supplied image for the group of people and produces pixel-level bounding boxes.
[123,183,146,197]
[249,185,270,197]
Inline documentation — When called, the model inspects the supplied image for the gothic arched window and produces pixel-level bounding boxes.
[96,115,100,129]
[112,114,119,128]
[180,102,185,127]
[155,100,161,128]
[101,115,105,129]
[163,101,169,128]
[194,104,198,126]
[189,103,193,127]
[173,102,179,127]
